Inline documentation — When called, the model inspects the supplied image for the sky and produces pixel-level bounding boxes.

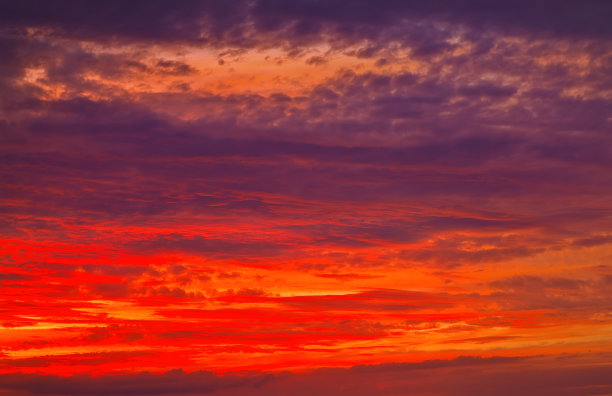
[0,1,611,395]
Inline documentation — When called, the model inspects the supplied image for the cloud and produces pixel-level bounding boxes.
[130,234,288,258]
[314,273,380,281]
[305,55,327,66]
[1,0,609,53]
[490,275,588,291]
[572,234,612,248]
[0,0,610,379]
[487,274,612,311]
[276,289,455,312]
[1,355,611,396]
[0,273,34,281]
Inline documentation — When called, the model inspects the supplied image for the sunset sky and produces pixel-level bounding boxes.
[1,1,611,395]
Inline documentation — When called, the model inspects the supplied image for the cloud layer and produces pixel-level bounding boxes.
[0,1,611,392]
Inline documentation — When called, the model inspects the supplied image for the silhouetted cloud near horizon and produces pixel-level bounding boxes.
[1,355,611,396]
[1,0,610,387]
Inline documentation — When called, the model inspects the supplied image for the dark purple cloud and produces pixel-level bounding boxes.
[1,74,610,263]
[1,355,611,396]
[1,0,610,51]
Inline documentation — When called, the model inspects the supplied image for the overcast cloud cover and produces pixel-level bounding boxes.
[0,1,611,394]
